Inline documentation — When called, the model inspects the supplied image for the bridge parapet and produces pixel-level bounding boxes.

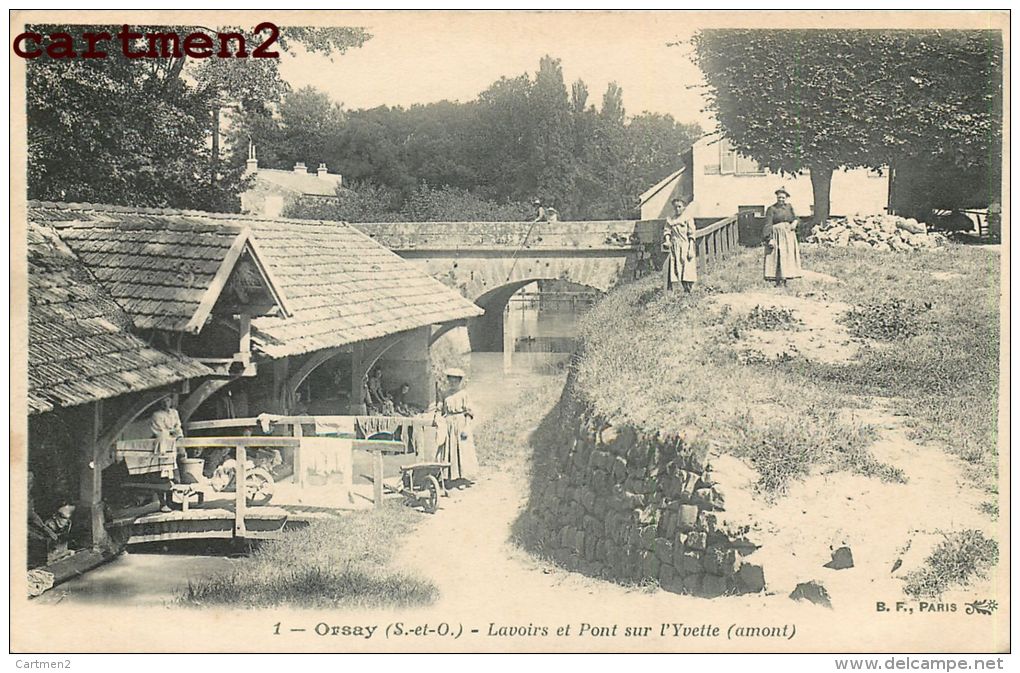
[354,220,663,251]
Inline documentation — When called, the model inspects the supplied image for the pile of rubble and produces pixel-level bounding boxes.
[809,213,948,251]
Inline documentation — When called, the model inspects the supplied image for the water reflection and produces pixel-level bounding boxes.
[496,282,596,375]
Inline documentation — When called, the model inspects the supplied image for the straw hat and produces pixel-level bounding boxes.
[444,367,466,379]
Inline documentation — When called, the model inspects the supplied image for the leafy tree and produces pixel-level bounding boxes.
[691,29,1002,223]
[27,24,368,210]
[400,183,532,222]
[529,56,576,212]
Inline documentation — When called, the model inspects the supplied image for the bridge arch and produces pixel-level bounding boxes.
[467,276,605,353]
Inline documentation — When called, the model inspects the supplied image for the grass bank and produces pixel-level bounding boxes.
[573,243,1000,496]
[178,504,437,609]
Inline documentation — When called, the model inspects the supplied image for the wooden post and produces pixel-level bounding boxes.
[343,439,354,504]
[350,342,367,415]
[80,401,108,548]
[292,421,304,488]
[502,303,513,374]
[372,448,384,509]
[234,444,247,538]
[237,313,252,366]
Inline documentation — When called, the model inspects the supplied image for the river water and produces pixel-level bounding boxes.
[33,299,587,607]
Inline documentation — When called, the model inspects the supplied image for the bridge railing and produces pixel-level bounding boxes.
[693,214,740,273]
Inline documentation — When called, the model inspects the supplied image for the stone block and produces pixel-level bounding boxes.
[641,551,661,579]
[658,510,677,539]
[636,506,657,526]
[702,545,726,575]
[697,511,718,534]
[683,441,710,472]
[639,525,657,549]
[789,581,832,608]
[654,538,674,564]
[599,424,619,447]
[692,487,721,511]
[702,573,727,598]
[737,564,766,593]
[678,505,700,531]
[683,572,704,595]
[824,546,854,570]
[611,456,628,482]
[624,491,646,509]
[595,539,609,562]
[679,471,699,498]
[659,562,676,587]
[686,531,707,551]
[591,450,612,470]
[581,489,596,512]
[626,441,650,465]
[721,549,742,577]
[681,550,703,575]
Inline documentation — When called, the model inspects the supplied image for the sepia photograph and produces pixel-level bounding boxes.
[8,9,1009,658]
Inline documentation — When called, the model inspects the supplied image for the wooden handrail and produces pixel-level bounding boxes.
[694,214,738,239]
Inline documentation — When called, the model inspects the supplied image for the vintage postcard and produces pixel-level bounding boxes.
[9,9,1010,656]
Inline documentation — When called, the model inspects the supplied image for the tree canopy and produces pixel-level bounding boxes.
[240,56,700,221]
[692,29,1002,222]
[26,24,369,210]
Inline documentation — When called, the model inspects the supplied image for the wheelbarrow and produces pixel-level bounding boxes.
[397,461,449,514]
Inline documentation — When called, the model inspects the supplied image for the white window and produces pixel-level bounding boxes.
[719,139,765,176]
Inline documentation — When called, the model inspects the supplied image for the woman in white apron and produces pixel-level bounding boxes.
[434,368,479,487]
[664,197,698,294]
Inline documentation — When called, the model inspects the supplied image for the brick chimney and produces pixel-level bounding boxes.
[293,162,307,174]
[245,141,258,174]
[317,163,329,179]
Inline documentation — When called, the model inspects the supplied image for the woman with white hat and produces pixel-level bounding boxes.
[762,186,803,286]
[434,367,478,486]
[663,195,698,294]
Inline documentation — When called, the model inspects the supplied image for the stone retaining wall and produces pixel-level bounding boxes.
[522,373,765,597]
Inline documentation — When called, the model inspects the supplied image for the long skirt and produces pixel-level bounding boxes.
[438,413,479,482]
[764,225,803,280]
[665,239,698,289]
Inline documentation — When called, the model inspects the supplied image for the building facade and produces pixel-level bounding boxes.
[640,137,890,221]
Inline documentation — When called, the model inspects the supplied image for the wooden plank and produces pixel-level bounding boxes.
[31,548,118,595]
[183,229,250,334]
[128,530,234,544]
[293,422,304,489]
[352,439,406,452]
[235,446,247,537]
[80,401,107,547]
[177,437,301,449]
[372,449,384,509]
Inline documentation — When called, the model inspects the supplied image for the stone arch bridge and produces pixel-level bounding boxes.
[355,219,665,350]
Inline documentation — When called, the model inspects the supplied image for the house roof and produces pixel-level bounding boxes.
[31,203,289,333]
[638,167,686,205]
[244,218,483,358]
[27,222,211,415]
[29,203,482,360]
[253,169,345,198]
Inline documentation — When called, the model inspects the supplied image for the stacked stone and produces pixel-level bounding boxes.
[524,381,765,598]
[809,214,948,251]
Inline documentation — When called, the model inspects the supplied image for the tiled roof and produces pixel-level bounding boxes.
[29,203,482,360]
[253,169,345,197]
[27,222,211,414]
[33,205,252,332]
[242,219,482,358]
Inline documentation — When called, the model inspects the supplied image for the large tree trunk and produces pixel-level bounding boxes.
[809,164,834,236]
